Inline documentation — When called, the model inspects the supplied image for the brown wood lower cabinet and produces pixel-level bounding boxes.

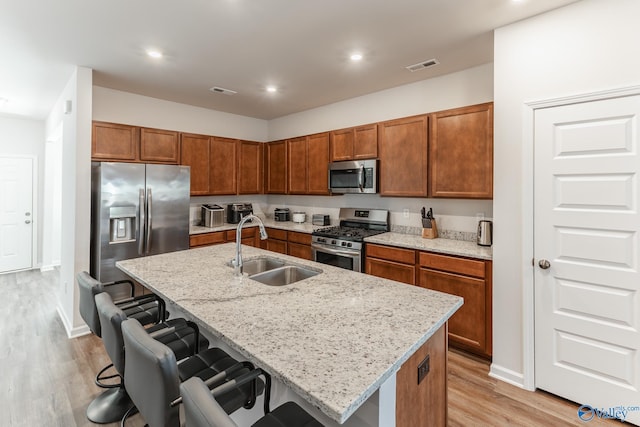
[260,227,288,254]
[287,231,312,260]
[365,244,416,285]
[366,243,492,358]
[396,324,447,427]
[189,228,257,248]
[418,252,492,358]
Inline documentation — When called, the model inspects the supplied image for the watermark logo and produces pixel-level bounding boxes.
[578,404,640,423]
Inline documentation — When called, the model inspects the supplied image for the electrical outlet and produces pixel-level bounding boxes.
[417,355,430,384]
[403,209,410,218]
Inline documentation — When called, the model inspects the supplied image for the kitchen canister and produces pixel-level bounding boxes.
[477,220,493,246]
[292,212,306,223]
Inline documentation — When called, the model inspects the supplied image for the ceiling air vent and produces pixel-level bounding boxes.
[209,86,237,96]
[405,58,439,72]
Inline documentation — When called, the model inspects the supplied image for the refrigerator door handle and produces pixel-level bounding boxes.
[138,189,146,255]
[145,188,152,254]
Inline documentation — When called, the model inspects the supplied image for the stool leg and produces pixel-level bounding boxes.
[86,386,133,424]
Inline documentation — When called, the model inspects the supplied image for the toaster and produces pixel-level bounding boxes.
[226,203,253,224]
[312,214,330,226]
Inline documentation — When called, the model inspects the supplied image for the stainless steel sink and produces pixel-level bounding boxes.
[249,265,320,286]
[240,257,286,275]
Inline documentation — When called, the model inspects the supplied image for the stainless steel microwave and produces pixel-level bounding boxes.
[328,159,377,194]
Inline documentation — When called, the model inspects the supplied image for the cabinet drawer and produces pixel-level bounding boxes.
[287,231,311,245]
[265,227,287,241]
[225,228,255,241]
[265,239,287,254]
[190,232,226,247]
[418,251,485,279]
[366,244,415,265]
[365,257,415,285]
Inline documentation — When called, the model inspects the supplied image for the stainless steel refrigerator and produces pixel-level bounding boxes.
[90,162,190,286]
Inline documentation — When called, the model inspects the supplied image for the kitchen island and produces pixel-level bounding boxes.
[117,243,462,426]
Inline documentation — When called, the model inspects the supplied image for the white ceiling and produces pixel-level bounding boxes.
[0,0,577,120]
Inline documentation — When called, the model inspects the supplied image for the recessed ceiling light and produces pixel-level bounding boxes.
[350,53,363,61]
[266,86,277,93]
[147,50,163,59]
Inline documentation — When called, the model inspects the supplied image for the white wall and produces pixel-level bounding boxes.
[493,0,640,387]
[46,66,93,337]
[93,87,269,142]
[0,116,45,266]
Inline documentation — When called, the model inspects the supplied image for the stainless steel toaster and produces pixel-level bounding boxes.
[312,214,330,226]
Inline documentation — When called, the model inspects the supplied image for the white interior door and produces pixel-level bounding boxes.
[0,157,33,273]
[534,94,640,425]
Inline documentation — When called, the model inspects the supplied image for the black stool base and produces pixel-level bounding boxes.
[86,386,132,424]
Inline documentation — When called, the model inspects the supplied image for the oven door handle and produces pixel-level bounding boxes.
[311,243,359,257]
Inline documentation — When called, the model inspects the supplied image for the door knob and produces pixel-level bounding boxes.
[25,220,31,224]
[538,259,551,269]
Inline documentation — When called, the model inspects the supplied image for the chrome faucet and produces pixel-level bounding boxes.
[233,214,268,276]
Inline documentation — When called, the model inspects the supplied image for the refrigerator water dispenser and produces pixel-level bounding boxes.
[109,206,136,243]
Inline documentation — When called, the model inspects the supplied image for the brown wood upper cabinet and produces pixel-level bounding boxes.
[238,140,263,194]
[265,140,288,194]
[180,133,211,195]
[209,136,237,195]
[378,115,429,197]
[429,102,493,199]
[288,132,330,195]
[92,121,179,164]
[330,124,378,161]
[139,127,180,163]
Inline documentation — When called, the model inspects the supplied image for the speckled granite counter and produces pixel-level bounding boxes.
[365,232,492,260]
[117,243,462,424]
[190,218,318,235]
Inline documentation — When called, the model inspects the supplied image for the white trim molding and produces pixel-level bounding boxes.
[489,363,526,389]
[56,303,90,338]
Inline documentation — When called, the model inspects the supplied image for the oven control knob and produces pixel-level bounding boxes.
[347,243,352,248]
[331,240,336,245]
[341,242,346,246]
[318,238,325,243]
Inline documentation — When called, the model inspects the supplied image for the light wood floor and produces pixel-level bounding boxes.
[0,269,620,427]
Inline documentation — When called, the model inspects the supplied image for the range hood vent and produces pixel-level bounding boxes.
[405,58,439,72]
[209,86,237,96]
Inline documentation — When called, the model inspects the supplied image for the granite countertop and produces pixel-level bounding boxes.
[117,243,462,424]
[365,232,493,260]
[190,219,493,260]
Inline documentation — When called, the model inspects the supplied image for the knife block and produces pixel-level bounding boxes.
[421,220,438,239]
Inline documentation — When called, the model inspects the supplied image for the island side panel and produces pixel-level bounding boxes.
[396,323,447,427]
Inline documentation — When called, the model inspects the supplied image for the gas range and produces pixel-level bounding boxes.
[311,208,389,272]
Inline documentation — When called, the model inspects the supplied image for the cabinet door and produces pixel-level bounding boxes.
[353,124,378,159]
[365,257,415,285]
[180,133,210,195]
[307,132,330,195]
[378,115,428,197]
[209,137,237,195]
[265,239,287,254]
[429,102,493,199]
[92,121,138,161]
[265,141,287,194]
[330,128,354,161]
[288,242,312,260]
[140,128,179,163]
[418,268,487,356]
[238,140,263,194]
[287,137,308,194]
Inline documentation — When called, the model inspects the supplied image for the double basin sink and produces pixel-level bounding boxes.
[233,256,321,286]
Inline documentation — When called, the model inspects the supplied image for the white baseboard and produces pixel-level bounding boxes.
[56,303,90,339]
[489,363,529,389]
